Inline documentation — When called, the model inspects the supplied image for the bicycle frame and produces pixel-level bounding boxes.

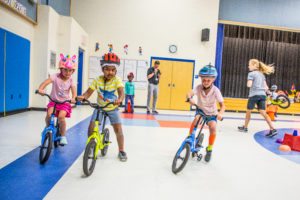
[86,108,111,159]
[267,96,279,105]
[41,105,60,145]
[176,114,207,157]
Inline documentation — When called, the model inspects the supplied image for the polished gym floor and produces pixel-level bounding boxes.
[0,106,299,200]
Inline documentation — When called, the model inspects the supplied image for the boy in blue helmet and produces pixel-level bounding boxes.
[186,64,225,162]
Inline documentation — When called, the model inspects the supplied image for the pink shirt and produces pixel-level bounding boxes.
[49,73,75,102]
[193,84,224,115]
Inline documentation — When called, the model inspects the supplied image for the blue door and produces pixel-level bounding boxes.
[77,48,84,96]
[0,27,30,113]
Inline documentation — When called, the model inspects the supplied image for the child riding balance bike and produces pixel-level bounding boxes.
[172,64,225,173]
[77,52,127,162]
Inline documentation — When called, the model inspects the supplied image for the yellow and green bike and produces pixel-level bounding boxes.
[81,98,112,176]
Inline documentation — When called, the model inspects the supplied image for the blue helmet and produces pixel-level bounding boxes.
[199,63,218,78]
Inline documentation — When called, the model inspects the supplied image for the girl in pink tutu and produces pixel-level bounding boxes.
[37,54,77,145]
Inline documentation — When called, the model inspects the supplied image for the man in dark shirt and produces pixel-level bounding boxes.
[146,60,161,114]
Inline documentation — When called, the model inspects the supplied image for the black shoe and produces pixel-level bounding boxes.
[152,111,159,114]
[147,110,150,114]
[118,151,127,162]
[204,147,212,162]
[238,125,248,132]
[265,129,278,138]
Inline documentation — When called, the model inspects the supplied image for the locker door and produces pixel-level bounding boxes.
[0,29,4,113]
[170,61,194,110]
[152,59,173,110]
[5,31,30,112]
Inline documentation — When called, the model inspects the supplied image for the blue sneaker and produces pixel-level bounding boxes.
[60,136,68,145]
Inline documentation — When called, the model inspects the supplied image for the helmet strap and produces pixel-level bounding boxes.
[202,85,212,91]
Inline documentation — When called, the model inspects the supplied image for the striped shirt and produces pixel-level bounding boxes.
[89,75,124,111]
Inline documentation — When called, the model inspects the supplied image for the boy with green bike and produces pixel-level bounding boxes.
[186,64,225,162]
[77,53,127,161]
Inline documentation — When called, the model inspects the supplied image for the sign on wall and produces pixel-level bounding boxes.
[1,0,27,15]
[88,56,148,90]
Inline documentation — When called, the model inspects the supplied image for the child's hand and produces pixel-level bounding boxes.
[216,113,223,121]
[37,89,45,96]
[188,98,195,105]
[114,99,121,106]
[71,98,76,104]
[76,96,85,102]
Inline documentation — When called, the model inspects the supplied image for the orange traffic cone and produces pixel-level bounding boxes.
[127,101,131,113]
[267,105,278,121]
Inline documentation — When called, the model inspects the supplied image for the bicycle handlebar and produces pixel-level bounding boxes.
[75,97,114,110]
[35,90,71,104]
[190,103,223,121]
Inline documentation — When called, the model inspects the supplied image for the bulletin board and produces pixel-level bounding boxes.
[88,56,149,89]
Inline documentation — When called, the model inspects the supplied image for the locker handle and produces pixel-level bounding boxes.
[173,84,175,87]
[168,84,171,87]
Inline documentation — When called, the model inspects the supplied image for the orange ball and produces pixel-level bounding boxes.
[279,145,291,152]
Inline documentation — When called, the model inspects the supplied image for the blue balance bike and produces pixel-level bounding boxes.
[36,90,71,164]
[172,104,221,174]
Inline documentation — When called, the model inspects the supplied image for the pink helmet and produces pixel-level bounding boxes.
[59,53,77,70]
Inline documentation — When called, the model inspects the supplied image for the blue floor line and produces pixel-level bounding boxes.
[0,116,91,200]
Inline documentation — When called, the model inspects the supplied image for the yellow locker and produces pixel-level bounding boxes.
[152,59,194,111]
[152,59,173,109]
[170,61,194,110]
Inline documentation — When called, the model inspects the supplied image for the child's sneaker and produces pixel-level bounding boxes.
[265,129,278,138]
[122,110,128,113]
[204,147,212,162]
[118,151,127,162]
[60,136,68,145]
[238,125,248,132]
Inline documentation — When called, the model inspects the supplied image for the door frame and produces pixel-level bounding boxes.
[150,56,196,110]
[77,48,84,104]
[150,56,195,90]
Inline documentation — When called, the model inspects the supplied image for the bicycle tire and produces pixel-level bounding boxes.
[172,142,191,174]
[276,95,290,109]
[192,133,204,157]
[39,131,52,164]
[101,128,110,156]
[83,139,97,176]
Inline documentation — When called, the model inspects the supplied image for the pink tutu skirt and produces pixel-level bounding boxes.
[47,101,72,118]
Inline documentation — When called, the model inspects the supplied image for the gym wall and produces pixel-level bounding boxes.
[71,0,220,106]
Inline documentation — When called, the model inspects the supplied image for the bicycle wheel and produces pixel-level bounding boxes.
[83,139,97,176]
[54,127,60,148]
[192,133,204,157]
[39,131,53,164]
[101,128,110,156]
[172,142,191,174]
[276,95,290,109]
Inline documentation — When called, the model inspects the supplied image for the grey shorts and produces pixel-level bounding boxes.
[247,95,266,110]
[90,108,121,125]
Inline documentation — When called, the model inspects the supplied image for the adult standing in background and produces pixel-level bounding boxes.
[146,61,161,114]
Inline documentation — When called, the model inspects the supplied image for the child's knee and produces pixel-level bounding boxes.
[58,116,66,123]
[88,122,95,132]
[208,122,217,133]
